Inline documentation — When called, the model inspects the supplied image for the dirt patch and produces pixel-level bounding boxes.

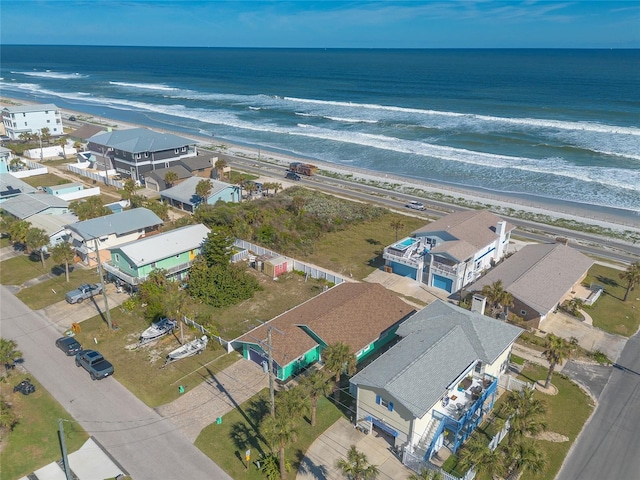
[528,431,569,442]
[535,380,559,395]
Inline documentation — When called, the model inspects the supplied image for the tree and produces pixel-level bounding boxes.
[272,183,283,195]
[214,158,228,180]
[275,387,308,423]
[260,412,297,480]
[137,269,170,320]
[335,445,379,480]
[407,468,442,480]
[620,262,640,302]
[7,219,30,247]
[503,438,547,479]
[195,179,213,207]
[57,137,67,159]
[51,242,76,282]
[9,158,23,172]
[0,338,22,377]
[299,370,333,426]
[0,399,18,431]
[567,297,585,317]
[144,199,169,221]
[18,132,32,143]
[481,280,513,316]
[73,140,83,152]
[122,178,137,200]
[323,342,357,402]
[457,436,505,479]
[164,170,178,188]
[26,227,49,268]
[201,228,234,267]
[69,197,111,221]
[498,387,547,446]
[40,127,51,145]
[390,219,405,242]
[542,334,577,389]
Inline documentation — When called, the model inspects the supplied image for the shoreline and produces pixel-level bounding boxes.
[3,96,639,233]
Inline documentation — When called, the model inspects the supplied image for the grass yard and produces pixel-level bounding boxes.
[583,264,640,336]
[16,267,102,309]
[303,212,426,281]
[72,308,239,407]
[195,389,343,479]
[0,253,70,286]
[0,237,11,248]
[0,374,88,480]
[21,173,71,188]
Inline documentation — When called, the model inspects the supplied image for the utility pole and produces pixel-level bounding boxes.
[249,322,285,417]
[93,238,112,329]
[58,419,71,480]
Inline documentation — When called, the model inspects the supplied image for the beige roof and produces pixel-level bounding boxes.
[414,210,513,258]
[470,243,593,315]
[236,283,415,367]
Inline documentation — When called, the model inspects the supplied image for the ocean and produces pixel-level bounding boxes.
[1,46,639,217]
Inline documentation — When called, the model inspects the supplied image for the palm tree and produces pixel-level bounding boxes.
[275,387,308,423]
[122,178,137,200]
[260,412,297,480]
[214,158,228,180]
[51,242,76,282]
[73,140,83,152]
[457,436,505,479]
[542,334,577,389]
[57,137,67,159]
[0,399,18,431]
[18,132,32,143]
[336,445,379,480]
[195,179,213,207]
[503,438,547,479]
[272,183,283,195]
[164,170,178,188]
[567,297,585,317]
[8,219,30,248]
[40,127,51,145]
[481,280,513,316]
[499,387,547,445]
[620,262,640,302]
[299,370,333,426]
[0,338,22,377]
[389,219,405,242]
[323,342,357,402]
[407,467,443,480]
[9,158,23,172]
[26,227,49,268]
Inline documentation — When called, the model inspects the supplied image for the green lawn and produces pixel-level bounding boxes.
[0,237,11,248]
[16,267,103,309]
[195,389,343,479]
[21,173,71,188]
[0,374,88,479]
[72,308,240,407]
[0,253,65,286]
[304,212,426,280]
[582,264,640,336]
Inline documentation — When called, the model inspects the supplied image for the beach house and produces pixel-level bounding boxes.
[102,224,210,287]
[0,174,37,203]
[234,283,416,382]
[86,128,197,184]
[160,176,240,213]
[1,193,70,219]
[350,300,522,464]
[383,210,514,293]
[2,104,63,140]
[469,242,594,328]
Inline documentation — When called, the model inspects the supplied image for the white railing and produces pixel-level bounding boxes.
[498,375,534,392]
[383,251,422,268]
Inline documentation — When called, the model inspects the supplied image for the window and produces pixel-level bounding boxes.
[474,361,483,374]
[24,122,27,126]
[174,148,179,154]
[144,152,149,158]
[47,119,51,123]
[151,262,156,269]
[475,260,482,270]
[375,395,394,412]
[134,153,141,159]
[114,254,119,262]
[520,310,527,316]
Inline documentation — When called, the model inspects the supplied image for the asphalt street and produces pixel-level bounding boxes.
[556,331,640,480]
[0,285,231,480]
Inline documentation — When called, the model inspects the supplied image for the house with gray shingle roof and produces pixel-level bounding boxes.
[469,242,594,328]
[145,165,192,192]
[1,193,69,219]
[234,283,416,382]
[0,173,37,203]
[383,210,514,294]
[160,176,240,213]
[66,207,163,265]
[86,128,197,184]
[350,300,522,462]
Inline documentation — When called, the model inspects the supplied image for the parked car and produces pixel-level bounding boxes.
[68,115,76,121]
[75,350,114,380]
[285,171,301,181]
[55,336,83,356]
[405,200,426,211]
[66,283,102,304]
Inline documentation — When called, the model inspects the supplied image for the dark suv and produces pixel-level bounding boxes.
[285,171,301,181]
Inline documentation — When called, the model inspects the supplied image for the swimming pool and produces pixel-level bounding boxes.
[393,237,418,250]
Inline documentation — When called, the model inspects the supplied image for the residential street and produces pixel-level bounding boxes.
[556,330,640,480]
[0,285,231,480]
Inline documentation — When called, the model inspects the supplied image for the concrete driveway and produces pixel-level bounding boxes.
[542,311,627,362]
[297,418,413,480]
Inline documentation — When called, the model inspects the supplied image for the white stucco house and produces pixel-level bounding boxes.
[2,104,63,140]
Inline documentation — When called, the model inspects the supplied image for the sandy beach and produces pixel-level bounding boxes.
[3,97,639,234]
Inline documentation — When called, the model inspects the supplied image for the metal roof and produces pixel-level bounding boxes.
[351,300,522,418]
[66,207,163,240]
[470,243,594,316]
[0,173,37,198]
[3,103,59,114]
[110,224,210,267]
[1,193,69,219]
[87,128,195,154]
[160,177,234,207]
[28,213,78,236]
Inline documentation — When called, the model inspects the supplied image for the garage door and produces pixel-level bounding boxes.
[433,274,453,293]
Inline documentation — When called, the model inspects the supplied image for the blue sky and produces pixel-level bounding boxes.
[2,1,638,48]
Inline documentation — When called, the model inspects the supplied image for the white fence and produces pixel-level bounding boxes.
[498,374,534,392]
[233,239,346,285]
[56,187,101,201]
[10,167,48,178]
[25,145,77,160]
[66,164,125,189]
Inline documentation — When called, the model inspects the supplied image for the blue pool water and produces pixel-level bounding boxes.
[394,238,418,250]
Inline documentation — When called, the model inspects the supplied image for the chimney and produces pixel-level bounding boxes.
[496,220,506,237]
[471,294,487,315]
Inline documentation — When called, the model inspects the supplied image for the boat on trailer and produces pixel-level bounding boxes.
[138,317,177,345]
[164,335,208,365]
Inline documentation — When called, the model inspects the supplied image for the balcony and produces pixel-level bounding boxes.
[429,260,459,276]
[102,260,194,286]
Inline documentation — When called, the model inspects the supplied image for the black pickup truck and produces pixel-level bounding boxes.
[75,350,114,380]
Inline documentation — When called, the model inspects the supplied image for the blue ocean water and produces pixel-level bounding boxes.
[1,46,639,213]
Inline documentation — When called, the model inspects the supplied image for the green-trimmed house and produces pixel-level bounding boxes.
[103,224,210,287]
[234,283,416,382]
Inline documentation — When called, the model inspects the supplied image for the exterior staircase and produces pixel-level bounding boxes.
[413,417,441,459]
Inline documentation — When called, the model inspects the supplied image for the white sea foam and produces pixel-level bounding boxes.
[11,71,87,80]
[109,81,179,92]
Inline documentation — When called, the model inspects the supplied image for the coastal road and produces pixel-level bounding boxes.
[556,331,640,480]
[0,285,231,480]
